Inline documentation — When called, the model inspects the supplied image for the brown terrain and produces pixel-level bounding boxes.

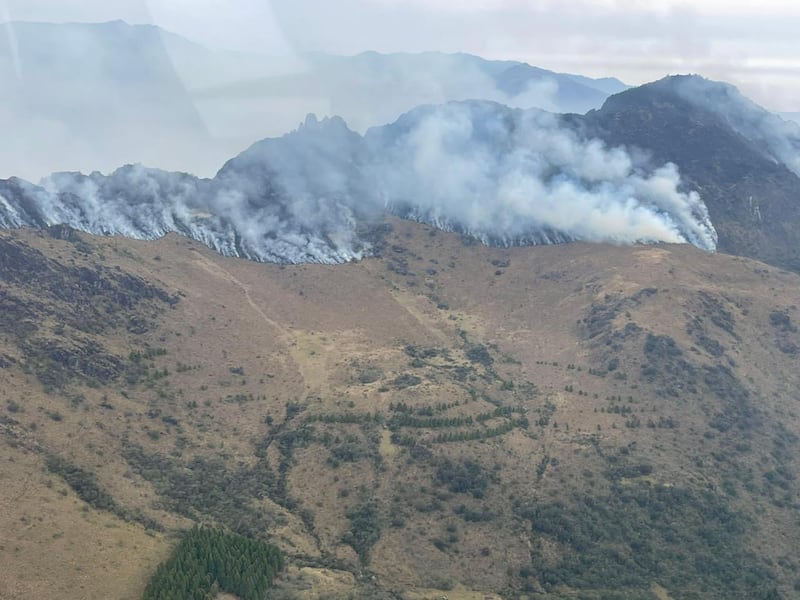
[1,218,800,599]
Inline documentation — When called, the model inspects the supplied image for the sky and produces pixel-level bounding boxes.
[1,0,798,111]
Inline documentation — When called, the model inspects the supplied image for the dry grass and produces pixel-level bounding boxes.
[1,221,800,597]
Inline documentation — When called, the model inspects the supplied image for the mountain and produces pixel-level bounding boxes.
[492,62,614,112]
[1,57,799,282]
[1,221,799,598]
[583,75,800,272]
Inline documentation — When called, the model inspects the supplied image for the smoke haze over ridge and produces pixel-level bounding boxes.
[363,102,715,250]
[0,98,718,263]
[0,21,625,182]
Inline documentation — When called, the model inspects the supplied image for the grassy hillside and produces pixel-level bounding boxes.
[1,220,800,599]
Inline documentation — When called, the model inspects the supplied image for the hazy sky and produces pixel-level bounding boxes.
[1,0,798,111]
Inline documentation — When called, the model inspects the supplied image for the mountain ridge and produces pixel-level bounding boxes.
[583,74,800,272]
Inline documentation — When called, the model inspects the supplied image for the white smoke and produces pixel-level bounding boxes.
[0,100,717,263]
[364,102,717,250]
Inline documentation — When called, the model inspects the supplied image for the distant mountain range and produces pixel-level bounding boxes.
[0,20,626,180]
[201,50,628,134]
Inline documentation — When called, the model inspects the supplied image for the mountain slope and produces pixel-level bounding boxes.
[1,221,800,598]
[493,62,611,113]
[583,75,800,271]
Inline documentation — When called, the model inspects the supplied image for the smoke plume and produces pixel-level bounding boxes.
[0,99,717,263]
[364,102,716,250]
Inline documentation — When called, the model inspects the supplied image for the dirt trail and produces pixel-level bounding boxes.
[193,252,335,395]
[193,253,289,338]
[388,288,451,345]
